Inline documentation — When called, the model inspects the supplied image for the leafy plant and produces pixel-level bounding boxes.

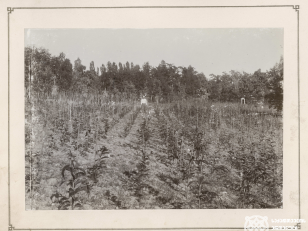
[122,149,152,205]
[51,151,90,210]
[87,146,111,183]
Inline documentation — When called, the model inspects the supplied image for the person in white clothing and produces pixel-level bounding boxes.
[141,96,148,113]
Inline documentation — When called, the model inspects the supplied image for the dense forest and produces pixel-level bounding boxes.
[25,46,283,111]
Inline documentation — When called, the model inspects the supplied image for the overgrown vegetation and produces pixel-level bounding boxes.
[25,46,283,210]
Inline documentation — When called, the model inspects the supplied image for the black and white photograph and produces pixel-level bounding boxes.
[24,28,284,210]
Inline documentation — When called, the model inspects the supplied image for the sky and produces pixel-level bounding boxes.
[25,28,283,78]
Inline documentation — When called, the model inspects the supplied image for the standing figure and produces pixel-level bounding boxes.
[141,95,148,113]
[241,97,246,104]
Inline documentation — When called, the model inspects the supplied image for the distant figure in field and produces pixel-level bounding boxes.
[257,101,264,109]
[241,97,245,104]
[108,101,115,106]
[141,96,148,113]
[51,85,58,98]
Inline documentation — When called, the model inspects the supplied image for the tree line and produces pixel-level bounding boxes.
[25,46,283,111]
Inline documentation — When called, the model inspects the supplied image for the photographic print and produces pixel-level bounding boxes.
[25,28,283,210]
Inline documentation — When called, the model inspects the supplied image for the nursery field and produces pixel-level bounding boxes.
[25,93,283,210]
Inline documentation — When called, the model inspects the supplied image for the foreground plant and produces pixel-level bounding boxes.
[50,151,90,210]
[87,146,112,183]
